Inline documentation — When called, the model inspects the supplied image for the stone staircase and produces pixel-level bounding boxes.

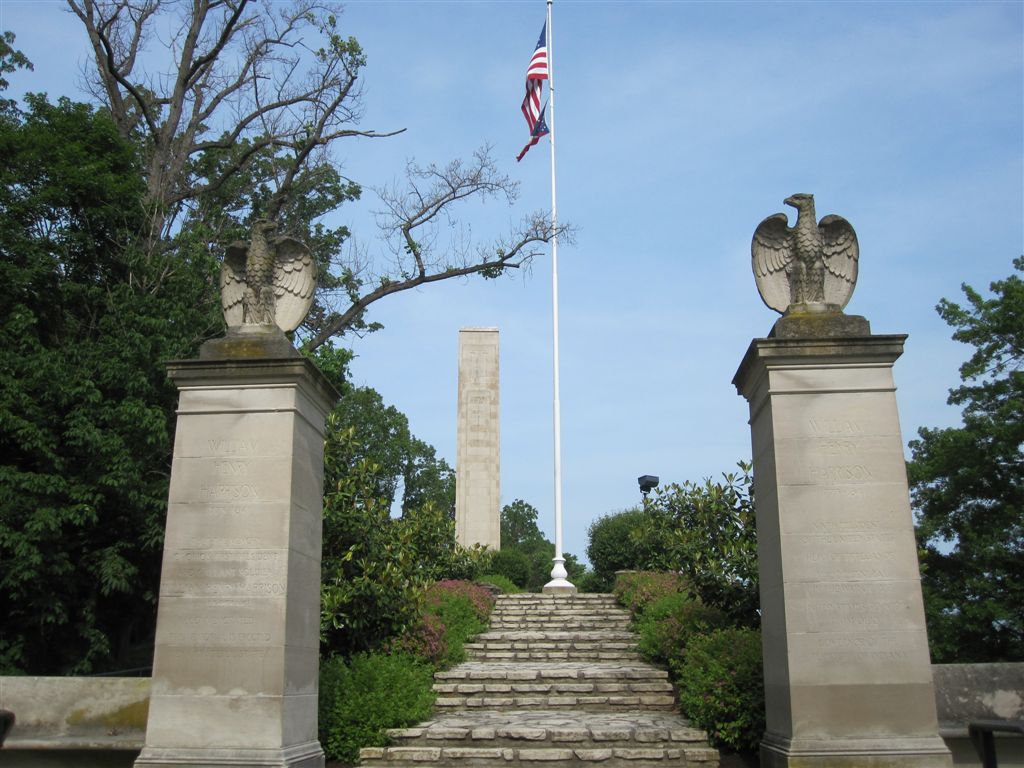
[359,593,719,767]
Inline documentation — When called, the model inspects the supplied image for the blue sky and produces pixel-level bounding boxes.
[3,0,1022,567]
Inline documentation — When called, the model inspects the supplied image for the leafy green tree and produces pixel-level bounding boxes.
[500,498,547,549]
[312,344,455,515]
[909,257,1023,662]
[315,346,481,656]
[0,86,221,673]
[492,499,583,591]
[586,508,673,592]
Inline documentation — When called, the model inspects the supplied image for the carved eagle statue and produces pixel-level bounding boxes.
[751,193,859,314]
[220,219,316,333]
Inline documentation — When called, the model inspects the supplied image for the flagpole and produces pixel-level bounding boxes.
[543,0,575,595]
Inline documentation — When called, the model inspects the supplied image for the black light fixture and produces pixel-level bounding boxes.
[637,474,659,499]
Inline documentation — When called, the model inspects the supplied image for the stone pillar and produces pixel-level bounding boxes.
[455,328,501,550]
[733,329,951,768]
[135,333,337,768]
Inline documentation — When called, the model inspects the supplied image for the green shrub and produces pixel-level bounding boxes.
[572,569,605,594]
[477,574,522,594]
[636,592,730,675]
[676,628,765,753]
[489,548,532,587]
[613,571,686,615]
[587,509,648,589]
[318,652,436,764]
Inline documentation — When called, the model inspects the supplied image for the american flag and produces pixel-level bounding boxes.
[517,22,549,162]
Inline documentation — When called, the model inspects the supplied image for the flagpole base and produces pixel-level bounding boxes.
[543,557,577,595]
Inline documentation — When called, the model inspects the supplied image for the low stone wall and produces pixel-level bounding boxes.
[0,676,147,767]
[1,664,1021,766]
[933,663,1024,768]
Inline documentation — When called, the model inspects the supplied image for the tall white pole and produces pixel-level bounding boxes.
[543,0,574,594]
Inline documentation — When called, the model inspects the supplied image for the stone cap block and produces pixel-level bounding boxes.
[769,312,870,339]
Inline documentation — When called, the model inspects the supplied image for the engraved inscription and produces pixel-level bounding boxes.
[172,549,279,561]
[809,464,873,482]
[207,439,259,455]
[165,630,272,646]
[809,418,864,436]
[809,518,881,533]
[215,460,249,477]
[201,484,259,500]
[820,439,858,457]
[809,635,910,661]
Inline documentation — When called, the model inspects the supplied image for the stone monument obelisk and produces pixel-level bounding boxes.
[455,328,501,550]
[135,222,337,768]
[733,195,951,768]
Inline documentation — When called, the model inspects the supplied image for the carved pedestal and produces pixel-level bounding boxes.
[733,334,950,768]
[135,348,336,768]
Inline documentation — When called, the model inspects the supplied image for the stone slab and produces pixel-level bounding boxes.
[455,329,500,550]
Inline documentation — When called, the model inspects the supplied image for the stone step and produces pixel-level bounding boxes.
[490,609,631,617]
[475,630,636,641]
[433,680,673,697]
[434,694,677,712]
[487,622,630,626]
[360,712,718,767]
[466,650,643,663]
[434,663,670,684]
[466,647,638,659]
[494,594,619,601]
[489,616,632,625]
[353,594,721,768]
[491,605,623,614]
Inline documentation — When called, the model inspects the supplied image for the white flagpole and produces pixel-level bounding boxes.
[543,0,574,594]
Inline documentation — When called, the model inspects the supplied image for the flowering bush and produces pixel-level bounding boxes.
[386,613,448,665]
[425,579,495,622]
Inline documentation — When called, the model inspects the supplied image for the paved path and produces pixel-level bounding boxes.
[359,594,719,767]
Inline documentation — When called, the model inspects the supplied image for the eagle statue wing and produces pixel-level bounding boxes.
[819,214,858,309]
[271,235,316,333]
[220,241,248,327]
[751,213,793,314]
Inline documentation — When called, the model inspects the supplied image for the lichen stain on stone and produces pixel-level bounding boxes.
[66,699,149,731]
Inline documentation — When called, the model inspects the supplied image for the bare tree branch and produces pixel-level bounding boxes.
[66,0,401,247]
[302,146,574,350]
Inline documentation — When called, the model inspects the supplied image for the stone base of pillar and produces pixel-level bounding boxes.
[542,581,578,595]
[135,741,324,768]
[760,734,952,768]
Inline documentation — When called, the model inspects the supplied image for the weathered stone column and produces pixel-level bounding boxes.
[455,328,501,550]
[135,331,337,768]
[733,327,951,768]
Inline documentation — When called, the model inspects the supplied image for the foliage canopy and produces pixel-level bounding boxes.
[0,86,221,673]
[909,257,1023,662]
